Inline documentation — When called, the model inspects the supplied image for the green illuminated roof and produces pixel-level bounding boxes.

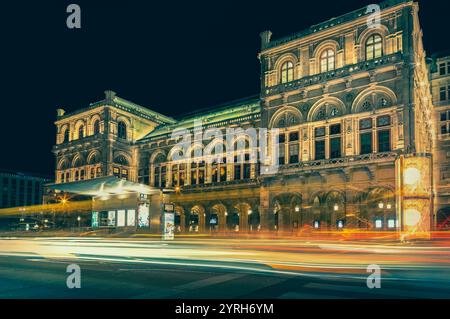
[139,97,261,141]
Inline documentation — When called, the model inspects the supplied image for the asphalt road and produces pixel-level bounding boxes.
[1,237,450,298]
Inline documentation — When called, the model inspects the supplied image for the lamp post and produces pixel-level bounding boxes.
[77,216,81,231]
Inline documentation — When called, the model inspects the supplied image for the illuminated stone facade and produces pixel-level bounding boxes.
[53,0,442,234]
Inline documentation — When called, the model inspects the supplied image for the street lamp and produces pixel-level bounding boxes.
[333,204,339,212]
[378,202,384,209]
[77,216,81,230]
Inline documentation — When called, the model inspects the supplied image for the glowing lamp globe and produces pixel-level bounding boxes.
[404,168,421,186]
[405,209,421,227]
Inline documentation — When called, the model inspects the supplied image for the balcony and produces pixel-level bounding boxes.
[263,53,403,97]
[277,152,399,174]
[178,178,259,192]
[53,134,104,151]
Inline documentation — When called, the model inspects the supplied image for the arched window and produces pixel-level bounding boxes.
[113,155,130,180]
[280,61,294,84]
[320,49,335,73]
[114,155,129,166]
[63,129,70,143]
[118,121,127,139]
[93,120,100,135]
[78,125,84,139]
[366,34,383,60]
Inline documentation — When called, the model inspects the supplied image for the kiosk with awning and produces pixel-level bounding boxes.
[46,176,163,232]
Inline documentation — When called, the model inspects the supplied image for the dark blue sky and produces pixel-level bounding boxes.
[0,0,448,176]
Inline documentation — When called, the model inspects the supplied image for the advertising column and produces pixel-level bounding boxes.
[396,154,433,239]
[162,203,175,240]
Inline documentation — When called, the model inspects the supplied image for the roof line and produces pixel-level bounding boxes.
[264,0,410,50]
[174,94,260,120]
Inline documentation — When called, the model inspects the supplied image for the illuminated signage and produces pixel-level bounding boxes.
[138,205,150,228]
[91,211,99,228]
[127,209,136,226]
[163,212,175,240]
[117,210,126,227]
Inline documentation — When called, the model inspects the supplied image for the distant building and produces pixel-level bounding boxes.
[429,51,450,228]
[0,170,51,208]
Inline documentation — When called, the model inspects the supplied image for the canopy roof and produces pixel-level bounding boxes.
[47,176,160,197]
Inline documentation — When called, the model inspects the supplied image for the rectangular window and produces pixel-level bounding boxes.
[447,62,450,75]
[359,118,373,130]
[442,125,448,135]
[279,134,286,143]
[441,87,447,101]
[315,140,326,160]
[211,166,218,183]
[440,63,446,75]
[154,167,160,188]
[113,167,120,177]
[179,171,185,186]
[360,132,373,155]
[330,137,341,159]
[289,144,299,164]
[378,130,391,152]
[191,168,197,185]
[243,163,251,179]
[289,132,299,142]
[315,127,326,138]
[330,124,341,135]
[279,144,285,165]
[377,115,391,127]
[161,167,166,188]
[220,166,227,181]
[441,112,448,122]
[198,169,204,184]
[234,165,241,180]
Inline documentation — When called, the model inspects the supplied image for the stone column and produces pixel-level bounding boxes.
[237,204,249,232]
[198,212,205,233]
[179,213,186,233]
[279,206,292,232]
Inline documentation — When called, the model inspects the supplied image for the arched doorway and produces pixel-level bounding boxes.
[189,205,205,233]
[227,208,240,231]
[366,188,395,230]
[174,206,185,233]
[272,194,302,232]
[290,194,302,229]
[310,194,323,230]
[273,200,281,231]
[325,191,346,229]
[248,208,260,231]
[210,203,227,232]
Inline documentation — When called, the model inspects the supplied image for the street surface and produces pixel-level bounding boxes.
[0,237,450,298]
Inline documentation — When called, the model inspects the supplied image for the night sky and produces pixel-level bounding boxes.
[0,0,448,177]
